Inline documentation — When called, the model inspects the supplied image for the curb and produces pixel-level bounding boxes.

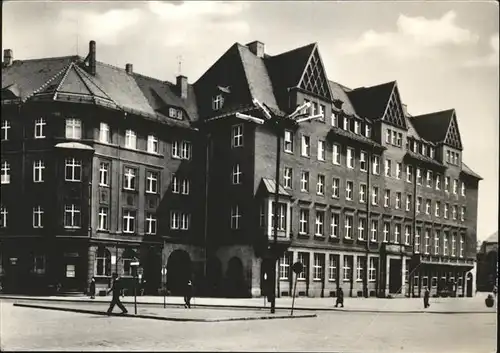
[12,303,317,322]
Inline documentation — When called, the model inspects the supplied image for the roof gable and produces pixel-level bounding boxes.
[382,83,407,129]
[297,44,333,101]
[346,81,395,121]
[328,80,356,116]
[444,111,463,150]
[410,109,454,144]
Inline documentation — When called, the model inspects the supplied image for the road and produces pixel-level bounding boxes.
[0,300,496,352]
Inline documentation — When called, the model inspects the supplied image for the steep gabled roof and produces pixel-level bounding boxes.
[410,109,455,144]
[346,81,395,121]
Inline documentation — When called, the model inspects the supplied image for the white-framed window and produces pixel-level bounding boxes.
[384,189,390,208]
[313,254,324,281]
[343,116,350,130]
[95,247,111,277]
[212,94,224,110]
[332,144,341,165]
[384,159,391,177]
[271,202,287,231]
[430,147,435,158]
[171,174,180,194]
[396,132,402,147]
[99,162,109,186]
[461,182,466,196]
[445,176,450,193]
[343,256,352,281]
[121,250,136,277]
[356,257,365,282]
[123,167,136,190]
[33,206,44,228]
[316,174,325,195]
[99,122,110,143]
[181,179,190,195]
[452,205,457,220]
[299,209,309,235]
[359,183,367,203]
[406,165,413,183]
[416,168,422,185]
[33,160,45,183]
[344,215,353,239]
[424,230,430,254]
[435,174,441,190]
[459,235,464,258]
[315,211,325,236]
[330,212,339,238]
[65,118,82,139]
[124,129,137,149]
[360,151,367,172]
[97,207,108,231]
[181,213,190,230]
[444,203,449,219]
[122,210,136,233]
[347,147,354,169]
[435,201,441,217]
[372,155,380,175]
[453,179,458,195]
[416,197,422,214]
[181,141,191,160]
[372,186,379,205]
[233,163,242,185]
[354,120,361,135]
[425,199,431,215]
[300,171,309,192]
[283,167,292,189]
[64,204,81,229]
[147,135,159,154]
[301,135,310,157]
[395,192,401,209]
[297,252,308,280]
[65,158,82,182]
[365,124,372,138]
[370,220,378,242]
[231,205,241,230]
[451,234,457,257]
[172,141,180,158]
[385,129,391,144]
[170,211,180,229]
[1,120,11,141]
[396,162,402,179]
[146,171,158,194]
[404,225,411,245]
[0,206,7,228]
[406,194,412,212]
[460,206,466,221]
[317,140,325,161]
[284,130,293,153]
[415,227,421,253]
[331,112,338,127]
[368,257,377,282]
[358,218,366,240]
[232,124,243,148]
[434,230,440,255]
[443,232,449,256]
[346,181,353,200]
[426,170,433,188]
[328,254,337,281]
[394,224,401,243]
[383,222,390,243]
[332,178,340,198]
[391,130,397,145]
[34,118,46,139]
[279,254,291,280]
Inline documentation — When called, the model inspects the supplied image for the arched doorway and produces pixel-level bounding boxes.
[166,250,191,295]
[466,272,473,297]
[226,257,245,298]
[207,256,222,297]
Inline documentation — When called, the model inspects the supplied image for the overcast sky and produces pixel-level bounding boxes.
[2,1,498,241]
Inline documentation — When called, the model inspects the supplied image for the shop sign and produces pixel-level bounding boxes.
[9,257,18,265]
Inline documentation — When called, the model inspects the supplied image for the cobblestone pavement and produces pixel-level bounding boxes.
[0,299,496,352]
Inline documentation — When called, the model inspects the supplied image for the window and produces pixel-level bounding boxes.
[328,255,337,281]
[343,256,352,281]
[372,186,379,205]
[300,171,309,192]
[343,116,349,130]
[33,206,44,228]
[356,257,365,282]
[424,230,430,254]
[426,170,433,188]
[357,218,366,240]
[146,171,158,194]
[435,174,441,190]
[297,253,308,280]
[99,162,109,186]
[354,120,361,134]
[395,192,402,209]
[369,258,377,282]
[435,201,441,217]
[434,231,440,255]
[345,215,353,239]
[284,130,293,153]
[394,224,401,243]
[421,144,427,156]
[372,155,380,175]
[232,125,243,148]
[279,254,291,280]
[396,163,402,179]
[384,189,390,208]
[415,228,421,253]
[170,211,180,229]
[0,206,7,228]
[384,159,391,177]
[397,133,402,147]
[404,225,411,245]
[443,232,449,256]
[64,204,81,229]
[124,129,137,149]
[99,122,110,143]
[95,247,111,277]
[346,181,353,200]
[331,112,338,127]
[383,222,390,243]
[406,194,412,212]
[172,141,180,158]
[416,197,422,214]
[313,254,324,280]
[33,254,46,275]
[147,135,159,154]
[444,203,449,219]
[451,234,457,257]
[34,118,46,138]
[233,163,242,185]
[459,235,464,258]
[317,140,325,161]
[315,211,325,236]
[332,144,341,165]
[299,209,309,235]
[332,178,340,198]
[359,183,367,203]
[365,124,372,138]
[347,147,354,169]
[271,202,287,231]
[461,206,466,221]
[385,130,391,144]
[97,207,108,231]
[316,174,325,195]
[391,130,397,145]
[171,175,180,194]
[1,161,10,184]
[33,160,44,183]
[122,250,136,277]
[416,168,422,185]
[430,147,435,159]
[231,205,241,230]
[123,167,136,190]
[301,135,310,157]
[123,210,136,233]
[453,180,458,195]
[65,158,82,182]
[181,179,190,195]
[181,214,190,231]
[370,220,378,242]
[283,167,292,189]
[452,205,457,220]
[65,118,82,139]
[360,151,367,172]
[181,141,191,159]
[445,176,450,193]
[406,165,413,183]
[425,199,431,215]
[212,94,224,110]
[2,120,11,141]
[330,213,339,238]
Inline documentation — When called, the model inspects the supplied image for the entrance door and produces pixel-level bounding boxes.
[61,256,83,292]
[466,272,473,297]
[389,259,402,294]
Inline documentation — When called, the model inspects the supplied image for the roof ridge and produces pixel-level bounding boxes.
[73,64,117,103]
[351,80,396,91]
[270,42,316,58]
[412,108,455,119]
[8,55,82,64]
[28,60,74,99]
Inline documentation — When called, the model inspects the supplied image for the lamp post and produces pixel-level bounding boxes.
[236,99,323,314]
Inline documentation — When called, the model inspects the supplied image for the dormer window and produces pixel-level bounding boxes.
[365,125,371,138]
[354,120,360,135]
[169,108,183,120]
[212,94,224,111]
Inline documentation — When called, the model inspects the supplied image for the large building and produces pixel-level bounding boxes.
[476,231,498,292]
[0,40,482,298]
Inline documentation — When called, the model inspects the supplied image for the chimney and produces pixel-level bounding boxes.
[125,63,133,75]
[3,49,13,67]
[246,41,265,58]
[402,104,408,117]
[89,40,96,75]
[176,75,188,99]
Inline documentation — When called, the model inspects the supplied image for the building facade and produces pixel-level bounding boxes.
[476,231,498,292]
[1,39,482,298]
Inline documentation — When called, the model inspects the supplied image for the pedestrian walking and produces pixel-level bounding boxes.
[89,277,96,299]
[184,280,193,309]
[423,286,430,308]
[335,287,344,308]
[107,273,128,315]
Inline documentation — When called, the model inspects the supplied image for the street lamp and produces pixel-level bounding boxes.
[236,98,323,314]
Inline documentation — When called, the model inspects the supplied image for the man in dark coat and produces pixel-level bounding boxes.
[184,280,193,309]
[107,273,128,315]
[335,287,344,307]
[89,277,96,299]
[423,287,430,308]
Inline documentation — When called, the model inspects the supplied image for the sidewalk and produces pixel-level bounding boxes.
[1,292,497,314]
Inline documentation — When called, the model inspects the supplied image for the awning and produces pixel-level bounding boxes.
[260,178,291,197]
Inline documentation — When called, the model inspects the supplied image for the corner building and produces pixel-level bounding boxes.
[1,40,481,298]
